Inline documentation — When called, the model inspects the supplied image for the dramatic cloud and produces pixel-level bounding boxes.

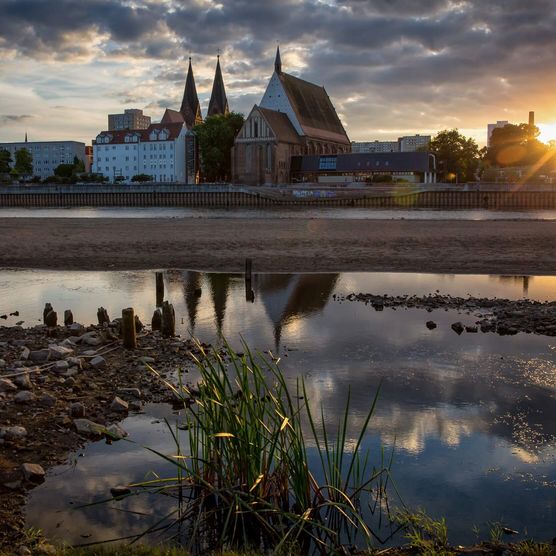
[1,0,556,144]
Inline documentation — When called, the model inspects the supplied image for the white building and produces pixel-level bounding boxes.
[92,122,194,183]
[0,140,86,179]
[351,141,399,153]
[487,121,509,147]
[398,134,431,152]
[108,109,151,131]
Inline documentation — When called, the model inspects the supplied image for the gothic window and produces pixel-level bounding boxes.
[254,119,259,138]
[265,144,272,171]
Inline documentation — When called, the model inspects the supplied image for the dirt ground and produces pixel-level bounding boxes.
[2,217,556,274]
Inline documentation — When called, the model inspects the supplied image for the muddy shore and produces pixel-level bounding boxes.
[2,217,556,274]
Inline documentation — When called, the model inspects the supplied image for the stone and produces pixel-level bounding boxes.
[64,309,74,326]
[73,418,105,437]
[135,315,144,332]
[38,393,56,407]
[151,309,162,331]
[54,360,69,373]
[67,357,83,369]
[106,423,128,439]
[465,325,478,333]
[426,321,437,330]
[48,345,73,360]
[20,347,30,360]
[64,376,76,388]
[110,485,131,497]
[116,387,142,399]
[0,359,5,369]
[90,355,106,369]
[68,322,85,335]
[0,378,17,392]
[110,396,129,412]
[14,391,35,404]
[29,349,50,363]
[69,402,85,418]
[138,356,155,364]
[21,463,45,483]
[451,322,464,335]
[14,373,32,390]
[83,334,103,347]
[45,310,57,327]
[0,426,27,441]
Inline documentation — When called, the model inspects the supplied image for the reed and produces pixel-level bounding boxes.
[133,340,395,554]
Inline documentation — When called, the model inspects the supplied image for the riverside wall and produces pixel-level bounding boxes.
[2,184,556,209]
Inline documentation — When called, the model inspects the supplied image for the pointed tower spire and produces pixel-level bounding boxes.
[24,131,28,143]
[180,57,202,129]
[274,45,282,74]
[207,55,229,117]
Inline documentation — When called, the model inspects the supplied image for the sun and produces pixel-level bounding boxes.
[537,123,556,144]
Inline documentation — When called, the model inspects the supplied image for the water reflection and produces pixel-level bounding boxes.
[7,269,555,545]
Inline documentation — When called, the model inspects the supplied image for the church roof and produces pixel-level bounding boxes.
[180,58,202,129]
[161,108,185,124]
[207,56,229,117]
[278,72,350,145]
[257,106,301,144]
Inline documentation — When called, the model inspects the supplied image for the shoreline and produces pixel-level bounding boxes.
[3,217,556,274]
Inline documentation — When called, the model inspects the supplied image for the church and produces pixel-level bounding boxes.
[232,47,351,185]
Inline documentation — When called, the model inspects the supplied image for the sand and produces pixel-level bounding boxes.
[2,217,556,274]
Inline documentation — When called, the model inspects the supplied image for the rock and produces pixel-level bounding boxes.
[110,485,131,497]
[151,309,162,331]
[0,378,17,392]
[97,307,110,326]
[451,322,464,335]
[106,423,128,439]
[138,356,155,364]
[64,376,76,388]
[73,418,105,437]
[0,359,5,369]
[465,325,478,333]
[64,309,74,326]
[135,315,144,333]
[82,333,103,347]
[49,345,73,360]
[110,396,129,412]
[0,426,27,441]
[90,355,106,369]
[30,349,50,363]
[14,372,32,390]
[21,463,45,483]
[0,315,6,320]
[45,310,57,327]
[54,360,69,373]
[38,393,56,407]
[68,322,85,335]
[14,391,36,404]
[20,347,30,360]
[69,402,85,418]
[67,357,83,369]
[426,321,437,330]
[116,387,142,399]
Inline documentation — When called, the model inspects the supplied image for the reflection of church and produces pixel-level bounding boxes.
[232,47,351,185]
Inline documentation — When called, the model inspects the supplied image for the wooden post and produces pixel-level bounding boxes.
[161,301,175,337]
[245,258,252,283]
[43,303,53,325]
[64,309,73,326]
[45,310,57,327]
[122,307,137,350]
[155,272,164,306]
[151,308,162,331]
[97,307,110,326]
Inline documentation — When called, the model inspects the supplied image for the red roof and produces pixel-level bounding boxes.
[94,122,184,144]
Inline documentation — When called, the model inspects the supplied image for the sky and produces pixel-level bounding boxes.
[1,0,556,147]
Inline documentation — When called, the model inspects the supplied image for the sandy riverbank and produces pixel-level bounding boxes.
[2,217,556,274]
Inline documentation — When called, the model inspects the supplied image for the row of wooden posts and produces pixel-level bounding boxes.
[41,263,256,349]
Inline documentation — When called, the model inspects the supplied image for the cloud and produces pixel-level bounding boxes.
[0,114,34,124]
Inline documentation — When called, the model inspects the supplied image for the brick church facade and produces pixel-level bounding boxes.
[232,47,351,185]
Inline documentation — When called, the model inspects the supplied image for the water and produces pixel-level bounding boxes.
[2,206,556,220]
[1,270,554,546]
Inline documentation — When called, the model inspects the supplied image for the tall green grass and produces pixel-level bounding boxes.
[137,340,396,554]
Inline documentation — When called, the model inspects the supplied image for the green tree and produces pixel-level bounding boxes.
[0,149,12,173]
[132,173,152,182]
[487,123,548,167]
[428,129,480,183]
[194,112,245,181]
[14,148,33,176]
[54,163,75,178]
[73,155,85,173]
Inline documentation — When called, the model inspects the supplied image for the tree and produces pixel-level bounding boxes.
[73,155,85,173]
[486,123,548,167]
[54,163,75,178]
[132,173,152,183]
[0,149,12,173]
[194,112,245,182]
[428,129,480,183]
[14,148,33,176]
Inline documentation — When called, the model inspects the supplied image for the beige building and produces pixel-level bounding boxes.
[108,109,151,131]
[232,47,350,185]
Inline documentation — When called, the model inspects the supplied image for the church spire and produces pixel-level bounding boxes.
[207,55,229,117]
[274,45,282,74]
[180,57,202,129]
[24,131,28,143]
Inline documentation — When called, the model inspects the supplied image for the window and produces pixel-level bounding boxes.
[319,156,337,170]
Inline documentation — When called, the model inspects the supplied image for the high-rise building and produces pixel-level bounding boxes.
[351,141,399,153]
[398,134,431,152]
[0,139,86,179]
[487,121,509,147]
[108,109,151,131]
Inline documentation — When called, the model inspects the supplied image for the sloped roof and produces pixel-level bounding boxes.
[161,108,185,124]
[95,122,184,144]
[279,73,350,145]
[180,58,202,129]
[207,56,229,117]
[257,106,301,144]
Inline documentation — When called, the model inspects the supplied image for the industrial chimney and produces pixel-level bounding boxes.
[529,111,535,126]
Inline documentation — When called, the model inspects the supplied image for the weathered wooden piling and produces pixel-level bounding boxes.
[43,303,53,325]
[151,308,162,331]
[155,272,164,305]
[135,315,144,333]
[97,307,110,326]
[64,309,73,326]
[245,258,252,283]
[122,307,137,349]
[161,301,175,337]
[45,310,57,327]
